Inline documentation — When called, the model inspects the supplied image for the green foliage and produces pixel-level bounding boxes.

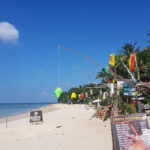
[118,100,136,115]
[58,92,69,103]
[58,83,99,103]
[124,105,136,114]
[137,47,150,76]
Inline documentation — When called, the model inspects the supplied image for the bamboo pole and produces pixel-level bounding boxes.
[113,66,118,116]
[59,46,126,81]
[135,53,140,81]
[6,117,7,128]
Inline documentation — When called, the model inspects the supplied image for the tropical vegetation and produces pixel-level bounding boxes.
[58,32,150,115]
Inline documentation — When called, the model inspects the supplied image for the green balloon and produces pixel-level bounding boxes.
[55,88,63,99]
[78,94,81,98]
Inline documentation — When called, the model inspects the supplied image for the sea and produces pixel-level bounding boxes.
[0,103,56,118]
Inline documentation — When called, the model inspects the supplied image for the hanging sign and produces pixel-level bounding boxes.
[30,110,43,123]
[110,83,114,96]
[116,90,120,96]
[103,92,106,99]
[111,113,150,150]
[99,90,102,95]
[123,82,136,96]
[90,89,93,95]
[85,92,88,98]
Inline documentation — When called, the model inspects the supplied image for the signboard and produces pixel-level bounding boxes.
[111,113,150,150]
[30,110,43,123]
[123,82,136,96]
[131,97,145,101]
[117,81,124,89]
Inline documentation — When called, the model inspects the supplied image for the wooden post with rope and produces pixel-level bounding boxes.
[134,52,141,112]
[112,63,118,116]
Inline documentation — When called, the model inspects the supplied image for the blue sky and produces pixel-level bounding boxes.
[0,0,150,103]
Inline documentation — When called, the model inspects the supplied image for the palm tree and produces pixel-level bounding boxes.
[147,31,150,43]
[118,42,140,57]
[115,42,141,78]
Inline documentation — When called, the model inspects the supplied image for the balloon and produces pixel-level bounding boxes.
[80,93,84,99]
[78,94,81,98]
[55,88,63,99]
[71,92,76,99]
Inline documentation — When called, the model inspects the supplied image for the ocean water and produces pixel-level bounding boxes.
[0,103,56,118]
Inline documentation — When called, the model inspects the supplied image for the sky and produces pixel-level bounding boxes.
[0,0,150,103]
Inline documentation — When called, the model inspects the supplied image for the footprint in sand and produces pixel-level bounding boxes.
[16,138,20,141]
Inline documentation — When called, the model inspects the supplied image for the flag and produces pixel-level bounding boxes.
[129,53,136,72]
[105,66,113,76]
[121,60,137,83]
[108,65,113,73]
[129,54,132,70]
[109,53,115,66]
[112,79,115,84]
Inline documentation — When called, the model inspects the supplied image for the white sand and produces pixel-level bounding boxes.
[0,104,112,150]
[0,104,149,150]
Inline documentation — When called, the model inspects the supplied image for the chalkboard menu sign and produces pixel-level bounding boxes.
[30,110,43,123]
[111,113,150,150]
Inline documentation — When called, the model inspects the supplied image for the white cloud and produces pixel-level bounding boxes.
[0,22,19,43]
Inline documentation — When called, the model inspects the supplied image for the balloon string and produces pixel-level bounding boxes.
[57,46,60,87]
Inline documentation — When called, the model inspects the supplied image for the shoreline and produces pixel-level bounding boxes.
[0,103,59,124]
[1,103,150,124]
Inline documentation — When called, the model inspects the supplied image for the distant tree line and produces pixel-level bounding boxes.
[58,32,150,104]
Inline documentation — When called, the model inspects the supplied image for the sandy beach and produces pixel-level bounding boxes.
[0,104,150,150]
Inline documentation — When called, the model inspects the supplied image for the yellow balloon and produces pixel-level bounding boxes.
[71,92,76,99]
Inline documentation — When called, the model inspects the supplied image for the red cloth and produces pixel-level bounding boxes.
[108,80,112,83]
[131,100,134,104]
[130,53,136,72]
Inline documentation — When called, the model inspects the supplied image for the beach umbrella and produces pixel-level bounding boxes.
[92,99,101,106]
[92,99,101,103]
[55,87,63,99]
[80,93,84,99]
[71,92,76,99]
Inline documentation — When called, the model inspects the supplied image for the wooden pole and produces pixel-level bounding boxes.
[138,101,142,113]
[135,53,140,81]
[6,117,7,128]
[113,66,118,116]
[134,53,141,112]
